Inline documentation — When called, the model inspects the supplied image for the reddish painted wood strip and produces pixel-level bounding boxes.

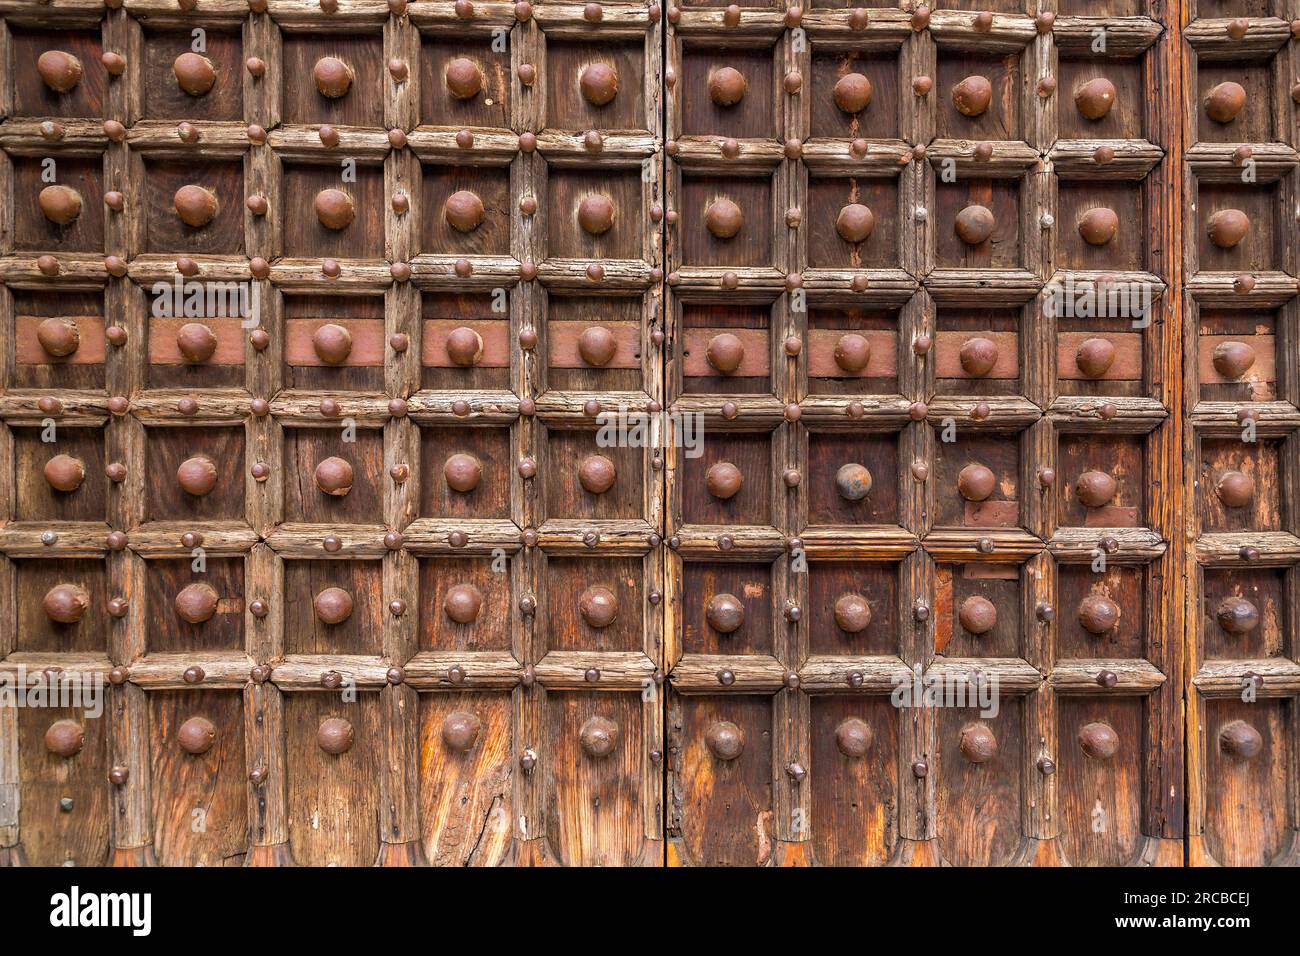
[149,317,247,366]
[1056,331,1143,381]
[682,327,770,378]
[14,314,107,365]
[807,328,896,378]
[934,330,1019,380]
[285,318,386,367]
[548,320,641,369]
[421,319,510,368]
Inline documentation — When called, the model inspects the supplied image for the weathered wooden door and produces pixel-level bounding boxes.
[0,0,1293,869]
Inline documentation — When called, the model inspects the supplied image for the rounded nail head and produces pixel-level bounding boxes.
[177,455,218,497]
[1220,720,1263,760]
[580,62,619,106]
[37,317,81,358]
[834,331,872,372]
[578,586,618,628]
[709,66,747,107]
[954,203,996,246]
[1078,721,1119,760]
[313,587,354,625]
[1205,81,1247,123]
[834,73,873,114]
[835,203,875,244]
[1216,470,1255,508]
[1076,337,1116,378]
[442,711,482,752]
[959,336,998,377]
[318,717,354,755]
[705,331,745,373]
[44,454,85,493]
[1078,593,1120,635]
[959,723,998,763]
[959,595,996,635]
[1212,340,1256,380]
[174,185,218,228]
[579,455,616,494]
[445,326,484,366]
[705,198,743,240]
[706,593,745,634]
[835,462,873,502]
[444,453,482,493]
[952,75,993,117]
[314,56,354,98]
[577,325,618,366]
[43,584,89,624]
[706,461,743,500]
[445,584,484,624]
[705,720,744,761]
[1208,209,1250,249]
[958,463,996,502]
[177,716,217,755]
[1076,470,1117,508]
[1078,207,1119,246]
[580,716,618,758]
[39,185,83,226]
[175,583,219,624]
[45,719,85,758]
[1217,597,1260,634]
[833,593,872,634]
[1074,77,1116,120]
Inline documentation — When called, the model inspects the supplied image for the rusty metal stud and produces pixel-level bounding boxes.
[910,460,929,482]
[181,531,204,549]
[1075,470,1117,508]
[183,665,205,685]
[912,760,928,778]
[453,399,472,416]
[310,456,354,498]
[109,766,129,786]
[1077,721,1119,760]
[1038,75,1057,97]
[954,204,996,245]
[1216,470,1255,508]
[1075,337,1116,379]
[314,587,354,625]
[105,462,127,483]
[706,593,745,633]
[314,188,355,231]
[38,396,63,417]
[519,749,538,771]
[37,255,61,276]
[1233,274,1256,295]
[834,331,872,371]
[579,716,618,758]
[439,452,481,494]
[584,667,601,683]
[519,594,537,615]
[952,75,992,117]
[177,716,217,756]
[321,671,344,690]
[781,671,799,690]
[1205,81,1247,123]
[39,184,83,226]
[833,72,872,114]
[577,324,618,366]
[835,462,873,502]
[1074,77,1116,120]
[1095,669,1118,688]
[107,665,129,686]
[847,671,864,688]
[717,669,735,685]
[1208,209,1250,249]
[579,586,619,628]
[317,717,354,755]
[705,331,745,373]
[1034,602,1055,624]
[1078,207,1119,246]
[445,325,484,367]
[1077,593,1120,635]
[445,584,484,625]
[782,468,801,488]
[579,455,616,494]
[107,597,128,618]
[34,317,80,359]
[39,50,84,94]
[1211,340,1255,379]
[912,75,933,96]
[518,63,537,87]
[784,403,802,422]
[42,454,85,493]
[959,723,998,763]
[250,600,268,619]
[441,711,482,752]
[176,583,219,624]
[1216,597,1260,635]
[1099,535,1119,554]
[958,595,996,635]
[833,593,872,634]
[706,461,743,500]
[957,463,996,502]
[976,537,994,554]
[313,56,354,98]
[704,720,745,761]
[831,717,872,758]
[708,66,747,107]
[44,719,84,758]
[786,762,807,783]
[390,599,407,616]
[1219,720,1263,760]
[107,531,128,551]
[704,198,743,240]
[173,52,215,97]
[1226,17,1249,40]
[251,462,271,482]
[517,456,537,479]
[39,121,65,142]
[721,401,739,420]
[448,530,469,548]
[174,184,218,228]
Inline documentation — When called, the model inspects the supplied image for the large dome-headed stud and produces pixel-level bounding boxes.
[835,204,874,244]
[1075,470,1117,508]
[44,719,85,758]
[954,204,995,245]
[176,322,218,364]
[175,582,219,624]
[1205,81,1247,124]
[705,720,745,761]
[1078,593,1120,635]
[313,56,354,98]
[177,716,217,755]
[579,585,618,628]
[705,197,743,240]
[579,62,618,106]
[1216,596,1260,634]
[36,317,81,358]
[958,595,997,635]
[1207,209,1250,249]
[834,333,872,372]
[174,185,218,228]
[177,455,218,496]
[706,593,745,633]
[312,323,352,364]
[959,336,998,377]
[835,717,872,758]
[836,462,873,501]
[445,326,484,366]
[43,584,89,624]
[579,715,619,758]
[952,75,993,117]
[173,52,216,96]
[958,463,996,502]
[314,456,354,496]
[444,453,482,493]
[1078,721,1120,760]
[578,454,616,494]
[39,185,83,226]
[578,326,618,366]
[708,66,747,107]
[1212,340,1256,379]
[1216,470,1255,508]
[314,189,355,230]
[1075,337,1116,378]
[706,461,743,499]
[445,189,485,233]
[959,723,998,763]
[441,711,482,752]
[317,717,354,755]
[38,51,83,93]
[1078,207,1118,245]
[44,454,85,492]
[313,587,353,624]
[444,583,484,624]
[833,73,873,114]
[1219,719,1263,760]
[578,194,615,236]
[1074,77,1116,120]
[834,593,872,633]
[705,332,745,373]
[445,57,483,100]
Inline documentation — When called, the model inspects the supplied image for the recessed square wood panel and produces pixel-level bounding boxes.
[1057,433,1145,528]
[13,426,107,523]
[1202,567,1286,661]
[680,45,777,139]
[1058,57,1143,141]
[546,166,643,261]
[144,557,245,653]
[17,703,111,866]
[1058,564,1145,659]
[1056,181,1145,272]
[935,179,1021,270]
[419,425,512,520]
[807,176,901,269]
[281,33,384,127]
[808,560,899,655]
[545,556,644,652]
[143,159,245,255]
[679,174,773,268]
[1197,311,1276,403]
[14,559,109,654]
[935,563,1022,659]
[147,314,246,389]
[283,427,384,525]
[809,48,900,140]
[936,701,1023,866]
[1195,183,1277,275]
[936,52,1021,141]
[809,696,899,867]
[420,37,510,130]
[936,310,1020,396]
[145,425,246,522]
[680,431,773,526]
[807,431,900,526]
[14,156,105,253]
[807,308,898,394]
[1056,318,1144,398]
[143,28,243,122]
[547,294,643,392]
[933,431,1020,529]
[682,560,773,656]
[680,302,772,395]
[1196,63,1272,145]
[1196,437,1281,533]
[420,163,511,257]
[10,290,106,391]
[545,39,647,132]
[10,27,106,118]
[545,428,644,521]
[1057,697,1142,866]
[421,292,510,390]
[1202,698,1291,867]
[283,294,386,391]
[284,559,382,656]
[283,161,384,260]
[418,557,512,652]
